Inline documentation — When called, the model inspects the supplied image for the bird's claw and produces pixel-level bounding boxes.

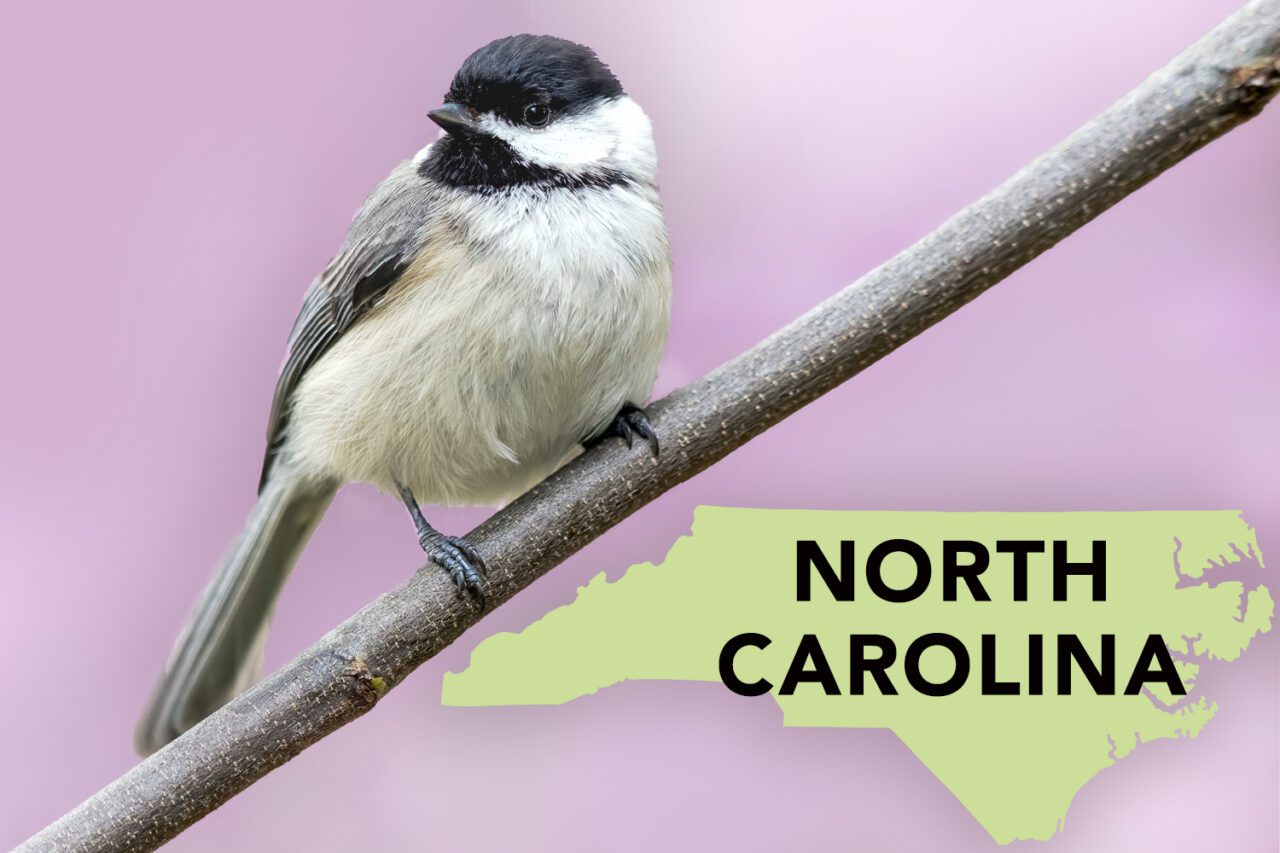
[611,403,660,458]
[421,532,487,606]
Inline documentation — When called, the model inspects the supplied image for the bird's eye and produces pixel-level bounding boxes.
[523,103,550,127]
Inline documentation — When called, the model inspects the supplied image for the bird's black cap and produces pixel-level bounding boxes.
[445,34,623,124]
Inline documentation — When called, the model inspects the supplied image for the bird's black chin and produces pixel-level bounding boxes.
[419,134,632,193]
[418,133,526,188]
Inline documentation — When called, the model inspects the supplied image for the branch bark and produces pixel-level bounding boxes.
[23,2,1280,850]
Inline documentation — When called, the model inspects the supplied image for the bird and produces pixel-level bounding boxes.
[134,34,671,756]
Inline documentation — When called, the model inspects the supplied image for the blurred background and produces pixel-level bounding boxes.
[0,1,1276,850]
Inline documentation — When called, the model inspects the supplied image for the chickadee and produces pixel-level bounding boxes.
[135,34,671,755]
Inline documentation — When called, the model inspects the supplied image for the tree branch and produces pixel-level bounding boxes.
[22,2,1280,850]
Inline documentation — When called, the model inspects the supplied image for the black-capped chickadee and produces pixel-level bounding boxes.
[136,34,671,755]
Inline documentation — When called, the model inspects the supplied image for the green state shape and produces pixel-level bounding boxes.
[443,510,1271,844]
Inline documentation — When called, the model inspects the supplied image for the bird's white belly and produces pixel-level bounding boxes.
[284,187,670,506]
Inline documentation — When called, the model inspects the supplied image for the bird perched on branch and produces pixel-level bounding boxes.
[136,34,671,755]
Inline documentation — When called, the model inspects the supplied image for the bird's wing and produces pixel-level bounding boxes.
[259,161,437,490]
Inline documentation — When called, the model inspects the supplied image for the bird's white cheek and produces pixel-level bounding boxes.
[486,120,614,172]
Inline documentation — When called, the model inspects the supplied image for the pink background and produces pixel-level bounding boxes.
[1,1,1276,850]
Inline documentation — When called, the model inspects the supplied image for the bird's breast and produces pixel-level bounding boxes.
[286,183,671,506]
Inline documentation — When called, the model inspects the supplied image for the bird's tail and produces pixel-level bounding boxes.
[134,469,336,756]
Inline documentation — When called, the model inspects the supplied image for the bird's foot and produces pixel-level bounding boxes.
[419,530,487,606]
[596,403,660,457]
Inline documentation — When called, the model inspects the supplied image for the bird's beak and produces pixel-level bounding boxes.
[428,103,478,136]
